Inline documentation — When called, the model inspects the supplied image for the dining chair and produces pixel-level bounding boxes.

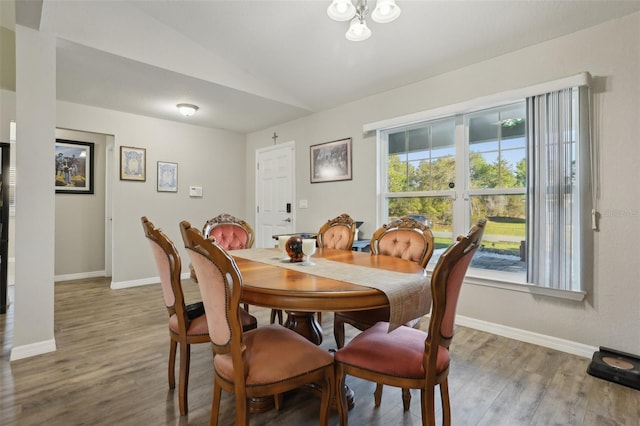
[332,215,434,409]
[180,220,334,426]
[311,213,358,325]
[333,216,435,349]
[202,212,255,250]
[317,213,357,250]
[201,212,286,326]
[334,219,486,425]
[140,217,211,416]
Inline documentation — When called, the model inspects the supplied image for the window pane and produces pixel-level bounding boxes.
[387,120,455,192]
[470,194,526,274]
[469,105,526,190]
[387,196,453,264]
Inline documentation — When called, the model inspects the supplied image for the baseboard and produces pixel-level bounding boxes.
[10,338,57,361]
[110,272,191,289]
[54,270,106,282]
[456,315,597,359]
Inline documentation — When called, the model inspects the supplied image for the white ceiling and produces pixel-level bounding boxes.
[12,0,640,133]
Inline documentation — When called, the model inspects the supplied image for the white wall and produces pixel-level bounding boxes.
[55,101,247,286]
[246,13,640,355]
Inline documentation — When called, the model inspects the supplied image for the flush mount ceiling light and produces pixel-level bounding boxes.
[176,103,199,116]
[327,0,401,41]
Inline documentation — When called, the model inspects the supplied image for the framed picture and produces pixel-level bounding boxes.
[55,139,94,194]
[157,161,178,192]
[120,146,146,181]
[310,137,352,183]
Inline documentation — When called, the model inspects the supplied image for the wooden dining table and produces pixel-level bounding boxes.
[230,246,431,412]
[231,247,431,345]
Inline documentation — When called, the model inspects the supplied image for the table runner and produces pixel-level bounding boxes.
[231,248,431,331]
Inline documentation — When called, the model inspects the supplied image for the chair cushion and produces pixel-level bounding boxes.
[335,322,450,378]
[377,230,426,264]
[209,224,249,250]
[322,225,352,250]
[214,325,333,386]
[169,313,208,336]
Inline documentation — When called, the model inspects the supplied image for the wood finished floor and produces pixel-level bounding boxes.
[1,278,639,425]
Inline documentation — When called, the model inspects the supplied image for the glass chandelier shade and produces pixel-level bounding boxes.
[327,0,401,41]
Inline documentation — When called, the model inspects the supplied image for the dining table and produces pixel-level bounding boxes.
[231,246,431,345]
[229,246,432,412]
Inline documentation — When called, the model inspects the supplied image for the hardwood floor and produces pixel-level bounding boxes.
[1,278,638,425]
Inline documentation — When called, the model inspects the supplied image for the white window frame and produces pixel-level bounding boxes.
[370,74,591,301]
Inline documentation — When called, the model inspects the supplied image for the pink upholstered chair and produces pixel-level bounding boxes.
[333,216,435,349]
[180,220,334,426]
[202,213,254,250]
[306,213,358,325]
[332,216,434,409]
[334,220,486,426]
[317,213,356,250]
[201,213,285,325]
[140,217,210,415]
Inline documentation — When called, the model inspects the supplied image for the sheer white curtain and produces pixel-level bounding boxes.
[527,87,588,291]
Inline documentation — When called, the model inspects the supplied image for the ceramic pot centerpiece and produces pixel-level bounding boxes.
[285,236,304,262]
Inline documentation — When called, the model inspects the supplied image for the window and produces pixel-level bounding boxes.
[378,86,589,293]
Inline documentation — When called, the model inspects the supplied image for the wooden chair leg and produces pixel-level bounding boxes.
[421,386,437,426]
[270,309,283,325]
[178,342,190,415]
[319,368,333,426]
[374,383,383,407]
[402,387,411,411]
[168,339,177,389]
[333,316,346,349]
[211,379,222,426]
[335,364,348,426]
[274,393,284,410]
[440,380,451,426]
[235,390,248,426]
[317,312,323,324]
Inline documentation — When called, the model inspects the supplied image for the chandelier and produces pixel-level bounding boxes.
[327,0,401,41]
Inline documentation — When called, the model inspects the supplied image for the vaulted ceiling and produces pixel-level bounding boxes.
[5,0,640,133]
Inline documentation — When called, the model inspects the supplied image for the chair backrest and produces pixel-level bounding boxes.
[370,216,435,268]
[181,220,243,354]
[426,219,486,359]
[317,213,356,250]
[202,213,254,250]
[141,216,188,326]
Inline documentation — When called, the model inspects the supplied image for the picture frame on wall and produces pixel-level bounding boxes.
[157,161,178,192]
[310,137,352,183]
[55,139,95,194]
[120,146,146,181]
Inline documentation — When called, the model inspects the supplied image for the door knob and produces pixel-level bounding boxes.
[283,218,292,222]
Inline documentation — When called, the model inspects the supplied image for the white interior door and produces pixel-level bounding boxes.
[255,142,295,248]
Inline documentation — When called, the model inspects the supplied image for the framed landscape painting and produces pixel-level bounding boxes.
[310,137,352,183]
[55,139,94,194]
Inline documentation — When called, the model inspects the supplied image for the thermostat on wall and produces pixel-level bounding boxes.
[189,186,203,197]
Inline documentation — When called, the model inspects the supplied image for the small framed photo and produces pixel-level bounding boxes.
[55,139,94,194]
[120,146,146,181]
[310,137,352,183]
[157,161,178,192]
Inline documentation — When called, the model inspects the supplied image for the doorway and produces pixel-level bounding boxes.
[255,142,295,248]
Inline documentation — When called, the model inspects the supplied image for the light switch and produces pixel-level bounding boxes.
[189,186,203,197]
[299,199,308,209]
